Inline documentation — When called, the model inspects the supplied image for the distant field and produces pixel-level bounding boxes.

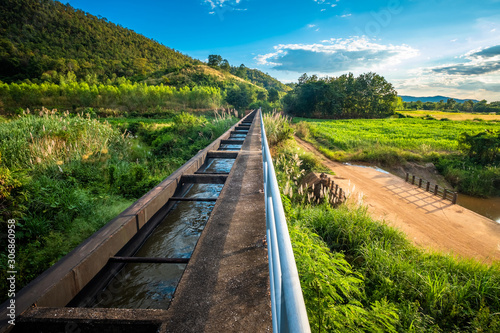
[294,117,500,163]
[400,110,500,121]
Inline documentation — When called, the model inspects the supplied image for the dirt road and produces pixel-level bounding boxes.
[295,136,500,263]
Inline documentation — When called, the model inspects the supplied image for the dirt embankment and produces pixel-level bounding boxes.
[295,136,500,263]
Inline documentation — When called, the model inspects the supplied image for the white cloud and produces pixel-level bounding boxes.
[430,45,500,75]
[255,37,419,74]
[307,24,316,28]
[340,13,351,18]
[203,0,246,13]
[393,45,500,101]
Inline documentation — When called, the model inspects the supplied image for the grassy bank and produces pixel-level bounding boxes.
[0,110,237,299]
[294,117,500,197]
[264,113,500,332]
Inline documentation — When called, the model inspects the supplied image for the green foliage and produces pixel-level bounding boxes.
[294,203,500,332]
[243,68,290,92]
[225,83,259,110]
[268,87,281,103]
[0,81,224,112]
[459,130,500,165]
[291,225,398,332]
[436,157,500,197]
[284,72,397,119]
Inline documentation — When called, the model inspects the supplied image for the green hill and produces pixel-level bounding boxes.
[0,0,200,82]
[0,0,285,94]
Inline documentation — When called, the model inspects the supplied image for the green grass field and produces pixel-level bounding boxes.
[294,117,500,196]
[295,117,500,160]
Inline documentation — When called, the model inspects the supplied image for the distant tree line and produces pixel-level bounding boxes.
[283,72,397,119]
[403,99,500,113]
[0,80,223,112]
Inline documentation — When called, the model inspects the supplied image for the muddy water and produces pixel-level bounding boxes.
[91,190,219,309]
[349,163,500,223]
[457,194,500,223]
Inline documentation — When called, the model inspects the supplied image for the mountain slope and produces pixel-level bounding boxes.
[0,0,284,93]
[0,0,201,82]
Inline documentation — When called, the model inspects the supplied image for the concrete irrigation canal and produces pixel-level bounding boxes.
[0,110,310,333]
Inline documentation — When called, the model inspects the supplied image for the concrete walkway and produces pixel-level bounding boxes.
[163,113,271,332]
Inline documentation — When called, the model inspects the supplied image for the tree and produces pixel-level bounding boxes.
[436,100,445,111]
[226,84,256,110]
[393,96,404,110]
[207,54,223,68]
[459,130,500,165]
[446,98,456,110]
[268,88,280,103]
[220,59,230,71]
[284,72,396,119]
[463,100,474,112]
[257,89,268,101]
[235,64,247,80]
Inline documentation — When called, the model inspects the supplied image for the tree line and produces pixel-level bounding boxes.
[283,72,398,119]
[403,99,500,113]
[0,80,223,112]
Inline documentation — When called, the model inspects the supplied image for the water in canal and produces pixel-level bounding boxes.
[88,132,244,309]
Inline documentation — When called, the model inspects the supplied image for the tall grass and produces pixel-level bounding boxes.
[0,110,237,300]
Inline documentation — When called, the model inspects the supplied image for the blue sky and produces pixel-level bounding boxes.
[66,0,500,101]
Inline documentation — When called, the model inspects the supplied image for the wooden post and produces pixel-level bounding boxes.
[426,181,430,192]
[339,188,343,200]
[412,175,415,185]
[335,184,338,196]
[434,184,438,195]
[443,188,447,200]
[452,192,458,204]
[405,173,409,182]
[418,178,423,188]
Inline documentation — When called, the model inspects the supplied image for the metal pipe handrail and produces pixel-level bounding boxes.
[259,109,311,333]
